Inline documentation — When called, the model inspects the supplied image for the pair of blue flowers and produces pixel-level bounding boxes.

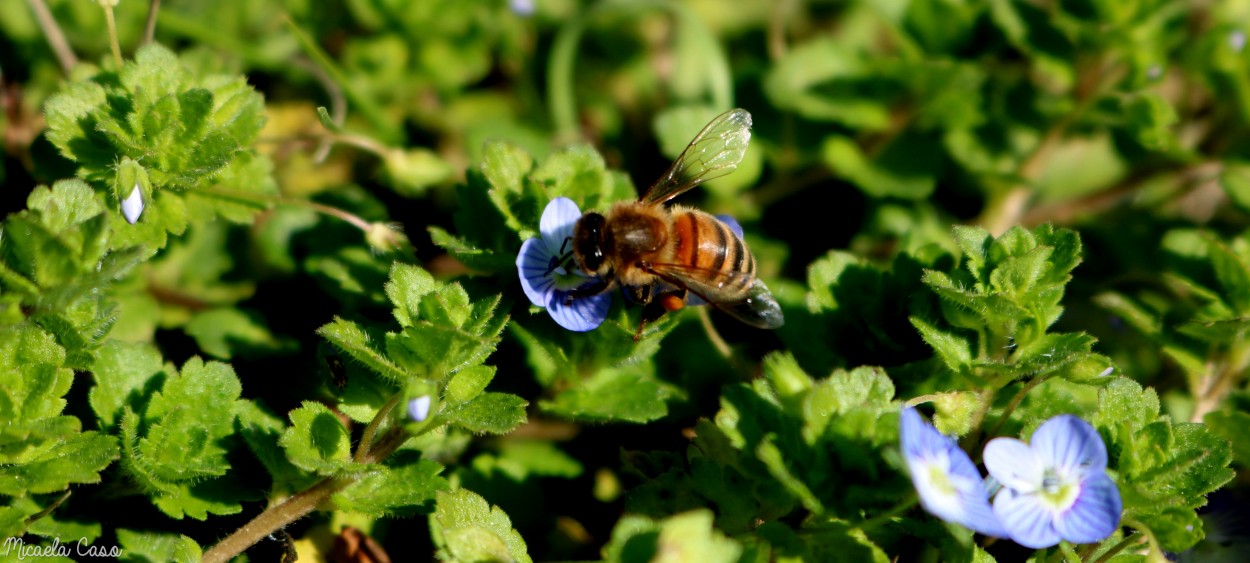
[901,407,1122,548]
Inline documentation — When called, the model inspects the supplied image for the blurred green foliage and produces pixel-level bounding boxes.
[2,0,1250,561]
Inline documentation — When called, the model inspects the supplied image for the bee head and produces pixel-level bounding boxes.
[573,213,608,274]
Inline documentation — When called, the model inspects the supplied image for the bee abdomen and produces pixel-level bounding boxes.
[673,211,756,295]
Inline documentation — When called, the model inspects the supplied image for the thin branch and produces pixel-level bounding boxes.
[696,307,733,363]
[1021,161,1223,227]
[985,376,1048,440]
[201,477,347,563]
[1191,331,1250,422]
[142,0,161,45]
[26,0,78,74]
[1091,533,1146,563]
[101,1,124,67]
[978,57,1126,235]
[354,394,402,463]
[292,58,346,163]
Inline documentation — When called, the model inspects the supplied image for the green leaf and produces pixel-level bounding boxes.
[184,307,296,359]
[480,140,537,231]
[822,135,937,199]
[317,317,408,381]
[602,510,742,563]
[384,147,455,196]
[116,529,203,563]
[910,315,973,375]
[541,369,680,423]
[385,323,500,381]
[88,340,169,429]
[757,434,825,514]
[1122,93,1179,151]
[763,36,891,129]
[445,392,528,435]
[279,401,353,476]
[386,263,439,327]
[430,488,532,563]
[43,43,267,234]
[235,400,312,494]
[316,105,341,133]
[445,365,496,405]
[495,440,584,479]
[0,432,118,496]
[755,520,889,563]
[333,454,450,517]
[137,357,242,482]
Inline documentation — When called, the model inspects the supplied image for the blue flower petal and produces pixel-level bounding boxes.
[714,214,744,239]
[1054,472,1122,544]
[947,451,1009,537]
[121,182,144,224]
[517,238,556,306]
[900,407,939,459]
[540,197,582,253]
[994,489,1063,549]
[984,437,1044,494]
[900,408,1005,537]
[1031,414,1107,477]
[548,287,611,332]
[408,395,432,422]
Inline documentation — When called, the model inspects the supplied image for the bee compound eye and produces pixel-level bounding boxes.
[575,213,607,272]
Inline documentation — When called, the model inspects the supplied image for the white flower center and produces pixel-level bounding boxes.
[1037,467,1079,511]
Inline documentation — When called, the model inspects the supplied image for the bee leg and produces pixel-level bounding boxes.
[564,276,612,304]
[633,288,687,341]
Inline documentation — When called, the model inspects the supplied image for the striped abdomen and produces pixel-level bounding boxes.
[668,209,757,298]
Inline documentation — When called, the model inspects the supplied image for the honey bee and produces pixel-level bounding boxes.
[568,108,784,338]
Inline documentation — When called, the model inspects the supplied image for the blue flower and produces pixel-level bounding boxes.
[121,182,144,224]
[516,198,611,332]
[407,395,432,423]
[900,407,1006,537]
[983,415,1122,548]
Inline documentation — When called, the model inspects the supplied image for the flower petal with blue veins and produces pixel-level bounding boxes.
[984,437,1044,494]
[547,288,611,332]
[1030,414,1107,477]
[900,407,1005,537]
[1053,472,1121,544]
[517,238,557,306]
[993,488,1063,549]
[540,197,582,254]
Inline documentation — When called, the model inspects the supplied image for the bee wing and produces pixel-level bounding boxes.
[648,262,784,329]
[640,109,753,205]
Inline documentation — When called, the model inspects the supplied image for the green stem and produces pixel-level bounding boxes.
[142,0,161,44]
[100,1,124,67]
[27,0,78,73]
[201,476,348,563]
[854,495,918,531]
[157,10,272,68]
[198,186,373,232]
[1058,541,1081,563]
[202,395,433,561]
[962,387,998,453]
[1191,328,1250,422]
[546,0,734,141]
[978,57,1125,236]
[985,375,1049,440]
[21,490,71,534]
[284,15,400,143]
[547,13,586,141]
[355,393,403,464]
[1090,533,1143,563]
